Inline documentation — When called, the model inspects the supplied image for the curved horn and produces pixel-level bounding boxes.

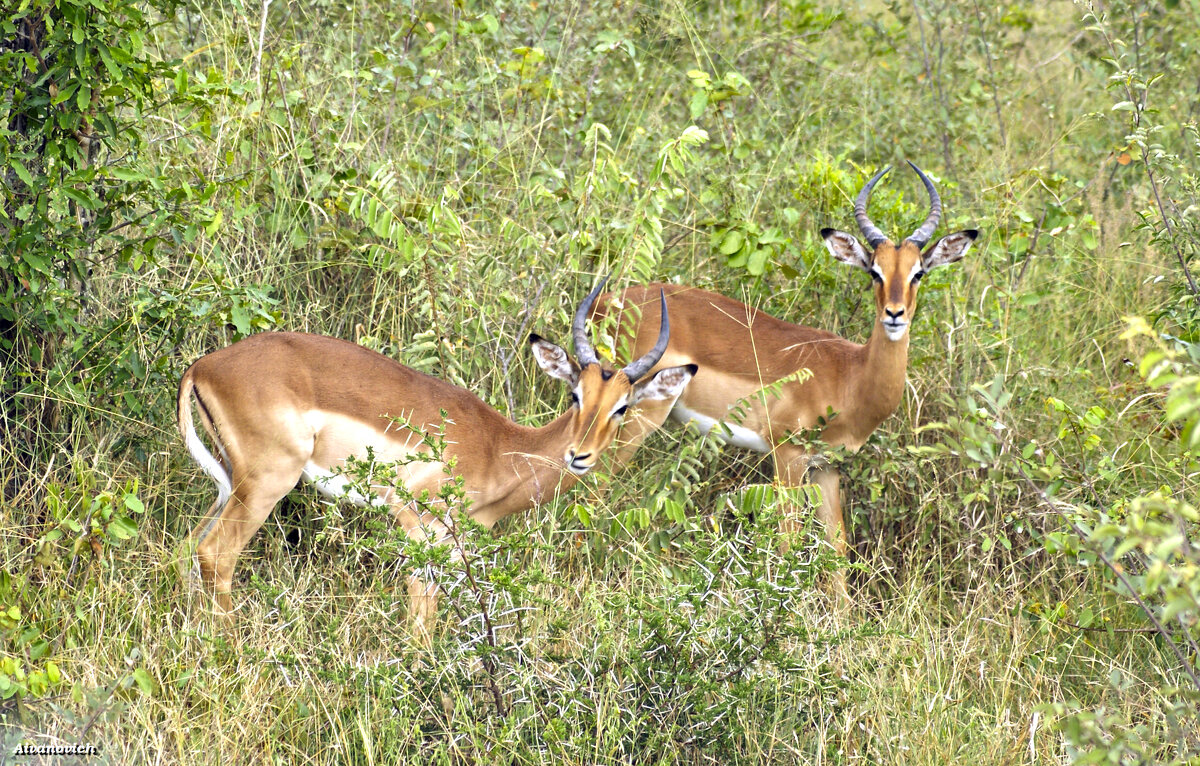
[854,166,892,248]
[620,290,670,383]
[572,276,607,368]
[905,160,942,248]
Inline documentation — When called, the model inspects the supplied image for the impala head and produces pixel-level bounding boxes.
[821,162,978,342]
[529,279,697,475]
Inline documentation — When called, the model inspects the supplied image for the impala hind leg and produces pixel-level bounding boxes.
[195,469,300,616]
[177,497,226,588]
[773,444,849,602]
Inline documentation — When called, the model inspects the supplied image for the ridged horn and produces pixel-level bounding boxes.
[905,161,942,248]
[572,276,607,368]
[620,290,670,383]
[854,166,892,248]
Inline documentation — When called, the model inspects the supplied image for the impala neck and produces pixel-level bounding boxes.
[858,320,910,422]
[476,411,581,525]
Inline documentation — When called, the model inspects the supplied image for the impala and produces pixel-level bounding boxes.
[178,281,696,638]
[595,162,978,597]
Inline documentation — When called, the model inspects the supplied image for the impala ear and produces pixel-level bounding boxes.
[821,228,873,273]
[529,334,580,384]
[631,364,697,405]
[922,229,978,269]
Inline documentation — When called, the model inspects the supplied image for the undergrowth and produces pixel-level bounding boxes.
[2,0,1198,762]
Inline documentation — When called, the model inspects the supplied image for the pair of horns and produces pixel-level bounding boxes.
[572,277,669,382]
[854,161,943,249]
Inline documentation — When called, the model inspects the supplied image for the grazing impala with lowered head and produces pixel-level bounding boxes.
[178,280,696,639]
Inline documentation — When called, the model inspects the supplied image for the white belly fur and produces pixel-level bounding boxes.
[670,403,771,452]
[302,462,381,506]
[299,410,452,507]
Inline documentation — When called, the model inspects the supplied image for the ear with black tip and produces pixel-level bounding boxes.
[630,363,697,405]
[921,229,978,270]
[529,334,580,385]
[821,228,873,273]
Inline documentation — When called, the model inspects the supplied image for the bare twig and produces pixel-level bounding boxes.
[1085,2,1200,302]
[442,517,509,716]
[1011,208,1047,293]
[1037,616,1158,635]
[1141,157,1199,302]
[970,0,1008,154]
[498,280,546,415]
[254,0,273,96]
[912,0,953,174]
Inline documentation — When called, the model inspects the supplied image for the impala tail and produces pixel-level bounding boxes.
[176,372,232,516]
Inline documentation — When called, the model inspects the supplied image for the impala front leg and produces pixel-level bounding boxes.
[394,502,452,646]
[773,443,849,603]
[406,575,439,646]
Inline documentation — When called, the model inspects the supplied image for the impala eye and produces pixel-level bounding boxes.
[870,268,884,284]
[912,270,926,283]
[613,405,629,418]
[570,391,580,407]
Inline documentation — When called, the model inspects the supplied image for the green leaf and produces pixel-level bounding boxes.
[747,247,769,275]
[108,516,138,541]
[111,168,147,182]
[718,230,744,255]
[98,43,123,80]
[421,31,449,56]
[62,187,96,208]
[11,160,34,187]
[124,494,145,514]
[1165,392,1200,422]
[1183,420,1199,451]
[757,228,786,245]
[132,668,154,695]
[230,302,251,335]
[678,125,709,146]
[1161,596,1196,624]
[572,503,590,526]
[1152,534,1185,560]
[205,209,223,236]
[1138,350,1166,378]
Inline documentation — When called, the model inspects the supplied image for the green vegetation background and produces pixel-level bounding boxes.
[2,0,1199,762]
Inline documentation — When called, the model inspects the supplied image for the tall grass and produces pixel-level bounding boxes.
[2,0,1198,762]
